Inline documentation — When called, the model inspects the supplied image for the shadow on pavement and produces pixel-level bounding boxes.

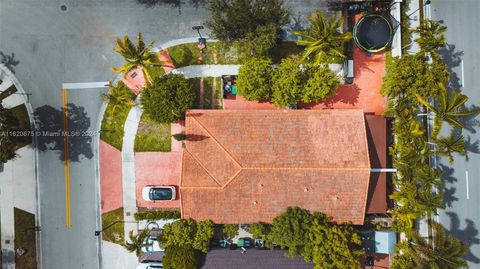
[445,211,480,264]
[439,163,458,207]
[437,43,463,90]
[0,51,20,74]
[464,135,480,161]
[33,104,93,162]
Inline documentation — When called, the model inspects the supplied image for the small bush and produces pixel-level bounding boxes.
[222,224,239,238]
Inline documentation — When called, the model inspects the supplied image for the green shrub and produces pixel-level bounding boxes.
[163,246,199,269]
[141,74,195,123]
[134,210,181,221]
[236,57,274,101]
[222,224,239,238]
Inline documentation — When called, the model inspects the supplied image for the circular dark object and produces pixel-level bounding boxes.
[60,5,67,11]
[353,14,393,53]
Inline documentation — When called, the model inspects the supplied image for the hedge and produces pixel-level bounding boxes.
[134,210,181,221]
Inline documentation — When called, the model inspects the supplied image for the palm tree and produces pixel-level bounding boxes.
[101,81,135,118]
[112,32,160,84]
[410,222,468,269]
[123,229,150,257]
[293,11,352,65]
[416,83,479,138]
[434,130,466,164]
[413,19,447,54]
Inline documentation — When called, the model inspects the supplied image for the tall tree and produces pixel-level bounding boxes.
[434,130,466,164]
[302,65,340,103]
[416,83,479,138]
[236,57,274,101]
[141,74,195,123]
[123,230,150,257]
[293,11,351,65]
[112,32,160,84]
[161,219,197,249]
[306,213,363,269]
[162,246,199,269]
[411,222,468,269]
[206,0,289,43]
[101,81,136,118]
[272,58,306,107]
[193,220,215,253]
[413,19,447,54]
[0,104,19,163]
[266,207,313,258]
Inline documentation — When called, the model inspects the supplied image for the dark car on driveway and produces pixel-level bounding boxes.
[142,186,176,202]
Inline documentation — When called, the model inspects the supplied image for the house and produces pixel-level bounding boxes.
[180,109,381,225]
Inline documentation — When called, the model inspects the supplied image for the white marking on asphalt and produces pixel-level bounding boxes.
[62,81,110,89]
[461,60,465,88]
[370,168,397,172]
[466,170,470,200]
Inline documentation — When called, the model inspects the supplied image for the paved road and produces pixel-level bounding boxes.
[0,1,331,268]
[430,0,480,267]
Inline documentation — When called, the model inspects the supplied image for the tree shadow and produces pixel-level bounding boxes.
[0,52,20,74]
[442,187,458,207]
[324,84,360,106]
[457,107,480,134]
[438,163,457,184]
[437,43,464,90]
[464,135,480,162]
[185,134,209,141]
[33,104,93,162]
[445,211,480,264]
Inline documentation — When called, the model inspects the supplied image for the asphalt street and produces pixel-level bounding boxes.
[0,1,331,268]
[430,0,480,267]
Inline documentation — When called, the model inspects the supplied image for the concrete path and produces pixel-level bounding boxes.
[102,241,138,269]
[121,98,143,239]
[172,65,240,78]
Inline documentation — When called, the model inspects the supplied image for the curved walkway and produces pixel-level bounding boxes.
[0,64,40,269]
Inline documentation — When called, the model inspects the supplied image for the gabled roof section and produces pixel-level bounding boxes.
[181,109,371,225]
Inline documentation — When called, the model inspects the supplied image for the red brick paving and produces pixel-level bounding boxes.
[135,152,182,209]
[157,49,175,73]
[99,140,123,213]
[123,66,146,95]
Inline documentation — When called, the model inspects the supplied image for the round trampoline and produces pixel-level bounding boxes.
[353,14,394,53]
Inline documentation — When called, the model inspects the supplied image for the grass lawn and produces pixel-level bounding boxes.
[145,65,165,80]
[134,114,171,152]
[14,208,37,269]
[10,104,32,148]
[188,77,218,109]
[100,82,135,150]
[269,42,304,64]
[101,207,125,244]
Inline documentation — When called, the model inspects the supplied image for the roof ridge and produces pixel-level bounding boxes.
[183,149,222,188]
[190,115,243,169]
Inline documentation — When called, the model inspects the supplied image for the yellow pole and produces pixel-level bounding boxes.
[62,88,72,228]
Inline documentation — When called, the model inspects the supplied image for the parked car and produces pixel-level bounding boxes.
[135,260,163,269]
[142,186,176,202]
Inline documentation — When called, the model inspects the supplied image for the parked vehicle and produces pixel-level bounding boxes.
[142,186,176,202]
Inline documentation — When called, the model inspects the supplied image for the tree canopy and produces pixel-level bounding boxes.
[0,104,19,163]
[236,57,274,101]
[206,0,290,43]
[162,246,199,269]
[413,19,447,54]
[294,11,351,65]
[112,32,160,84]
[141,74,195,123]
[222,224,239,239]
[271,58,306,107]
[303,65,340,103]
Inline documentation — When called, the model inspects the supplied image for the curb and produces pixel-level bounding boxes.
[0,64,42,269]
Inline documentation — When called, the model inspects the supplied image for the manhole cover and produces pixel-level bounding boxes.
[60,5,67,11]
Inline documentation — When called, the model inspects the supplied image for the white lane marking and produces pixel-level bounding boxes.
[461,60,465,88]
[370,168,397,172]
[62,81,110,89]
[466,170,470,200]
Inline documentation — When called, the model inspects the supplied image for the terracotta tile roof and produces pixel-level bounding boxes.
[181,110,371,224]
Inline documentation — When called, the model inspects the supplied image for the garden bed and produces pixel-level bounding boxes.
[101,207,125,244]
[168,41,302,68]
[134,114,171,152]
[14,208,37,269]
[100,82,135,150]
[10,104,31,148]
[188,77,220,109]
